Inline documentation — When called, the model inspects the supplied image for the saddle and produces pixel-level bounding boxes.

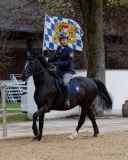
[49,70,80,96]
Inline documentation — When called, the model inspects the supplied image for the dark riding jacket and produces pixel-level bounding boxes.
[48,45,75,76]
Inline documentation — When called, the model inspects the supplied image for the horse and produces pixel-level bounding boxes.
[21,56,112,141]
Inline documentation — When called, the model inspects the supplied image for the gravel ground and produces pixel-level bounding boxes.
[0,131,128,160]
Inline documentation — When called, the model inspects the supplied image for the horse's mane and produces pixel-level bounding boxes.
[37,56,58,79]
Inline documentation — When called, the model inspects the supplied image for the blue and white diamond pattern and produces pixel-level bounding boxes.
[43,14,83,51]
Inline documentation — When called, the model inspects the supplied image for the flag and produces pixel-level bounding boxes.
[43,14,83,51]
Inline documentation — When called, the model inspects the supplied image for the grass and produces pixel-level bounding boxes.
[6,103,21,108]
[0,103,21,113]
[0,113,28,124]
[6,103,21,113]
[0,103,28,123]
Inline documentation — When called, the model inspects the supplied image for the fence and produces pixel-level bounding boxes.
[5,74,27,103]
[0,83,20,137]
[0,84,7,137]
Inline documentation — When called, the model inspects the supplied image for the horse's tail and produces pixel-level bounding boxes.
[93,79,112,111]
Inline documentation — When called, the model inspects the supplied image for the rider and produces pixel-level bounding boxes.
[46,33,75,108]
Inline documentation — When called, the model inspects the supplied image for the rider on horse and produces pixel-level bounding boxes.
[45,33,75,108]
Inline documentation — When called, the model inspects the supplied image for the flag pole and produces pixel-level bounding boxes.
[42,13,47,53]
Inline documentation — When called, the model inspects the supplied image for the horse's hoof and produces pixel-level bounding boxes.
[93,134,97,137]
[93,133,99,137]
[32,135,42,141]
[68,131,78,140]
[68,135,74,140]
[36,135,42,141]
[32,137,38,141]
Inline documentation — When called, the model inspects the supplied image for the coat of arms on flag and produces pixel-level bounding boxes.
[43,14,83,51]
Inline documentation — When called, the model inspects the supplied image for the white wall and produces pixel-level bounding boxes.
[26,70,128,119]
[75,70,128,114]
[106,70,128,113]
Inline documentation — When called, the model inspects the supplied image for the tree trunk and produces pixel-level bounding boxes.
[86,0,105,82]
[78,0,105,115]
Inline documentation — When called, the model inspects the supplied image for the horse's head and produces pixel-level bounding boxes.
[21,56,47,81]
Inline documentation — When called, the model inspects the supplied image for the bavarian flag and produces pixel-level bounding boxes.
[43,14,83,51]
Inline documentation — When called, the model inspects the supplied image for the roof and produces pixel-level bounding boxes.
[0,0,44,32]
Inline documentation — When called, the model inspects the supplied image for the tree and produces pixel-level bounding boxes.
[107,0,128,6]
[75,0,105,115]
[0,31,13,72]
[72,0,105,82]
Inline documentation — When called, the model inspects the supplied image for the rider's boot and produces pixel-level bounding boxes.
[64,84,70,109]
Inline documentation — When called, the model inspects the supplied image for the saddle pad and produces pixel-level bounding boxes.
[55,78,80,96]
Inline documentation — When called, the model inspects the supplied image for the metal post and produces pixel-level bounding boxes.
[1,85,7,137]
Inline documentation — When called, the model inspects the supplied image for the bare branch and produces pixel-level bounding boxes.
[0,31,14,72]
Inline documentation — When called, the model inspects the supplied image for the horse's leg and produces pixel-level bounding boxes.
[69,107,88,139]
[87,109,99,137]
[32,107,45,138]
[36,113,45,141]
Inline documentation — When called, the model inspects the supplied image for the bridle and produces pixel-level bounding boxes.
[22,58,56,82]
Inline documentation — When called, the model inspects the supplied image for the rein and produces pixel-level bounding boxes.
[24,66,55,83]
[23,58,56,83]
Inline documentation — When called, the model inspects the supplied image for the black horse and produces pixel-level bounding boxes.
[21,56,112,141]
